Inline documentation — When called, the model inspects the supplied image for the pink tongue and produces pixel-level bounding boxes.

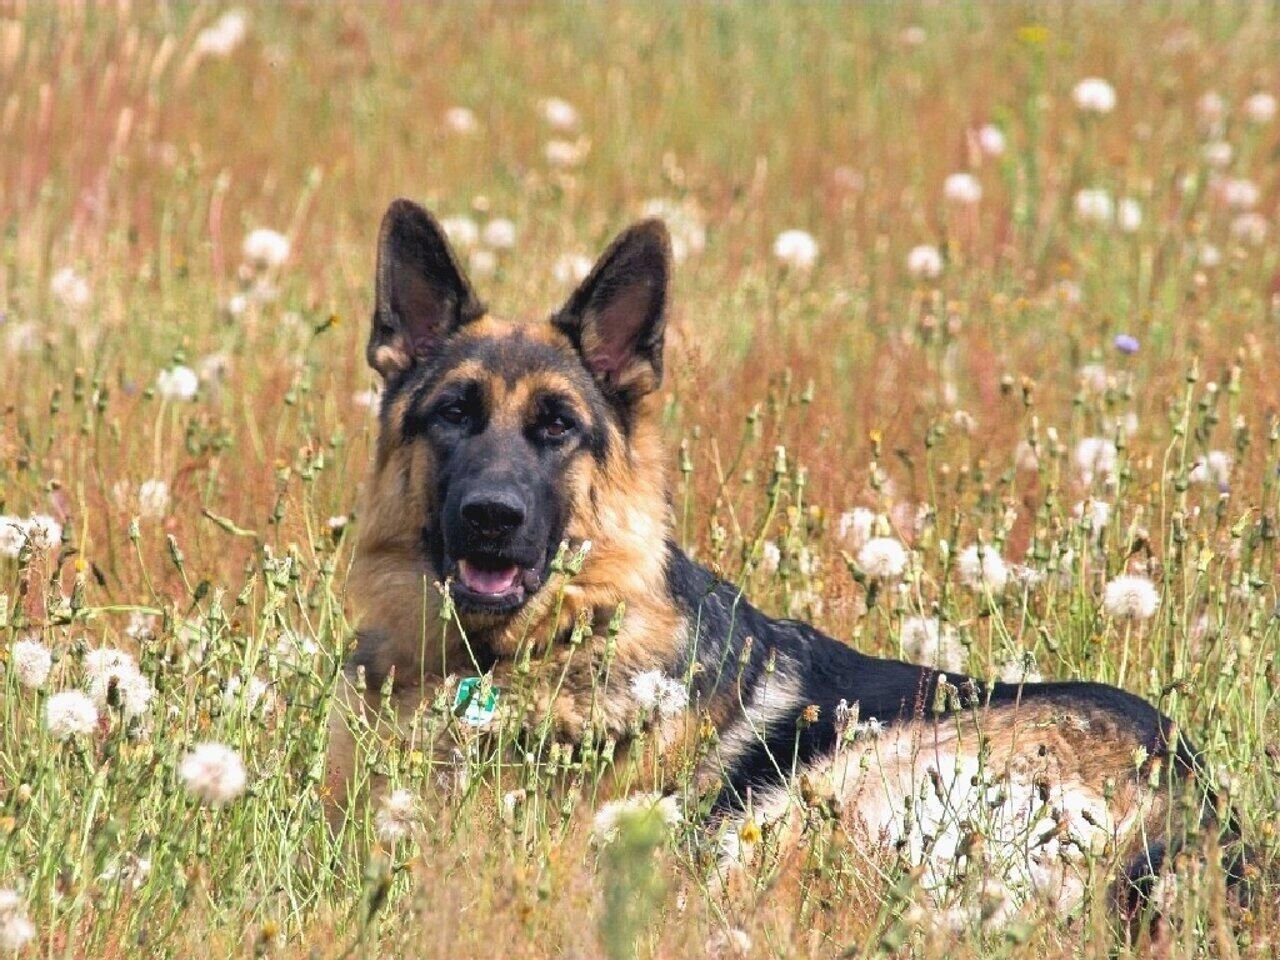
[458,559,520,595]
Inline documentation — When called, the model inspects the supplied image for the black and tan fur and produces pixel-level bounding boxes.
[328,199,1248,926]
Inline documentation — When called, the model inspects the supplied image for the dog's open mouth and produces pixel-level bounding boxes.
[450,555,543,612]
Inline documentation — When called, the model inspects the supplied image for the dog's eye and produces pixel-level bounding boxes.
[538,415,574,441]
[436,402,469,426]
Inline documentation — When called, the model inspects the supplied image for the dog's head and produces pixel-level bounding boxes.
[358,199,672,636]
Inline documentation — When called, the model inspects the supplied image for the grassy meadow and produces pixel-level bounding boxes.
[2,2,1280,956]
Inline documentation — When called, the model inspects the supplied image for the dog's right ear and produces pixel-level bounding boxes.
[367,199,484,379]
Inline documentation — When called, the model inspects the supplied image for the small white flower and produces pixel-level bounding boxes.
[327,515,349,533]
[352,387,382,410]
[552,253,593,286]
[997,651,1043,685]
[640,198,707,262]
[467,248,497,279]
[125,612,157,643]
[241,228,290,269]
[375,787,419,842]
[137,479,170,519]
[1197,90,1226,125]
[591,792,681,843]
[1103,574,1160,620]
[977,124,1006,157]
[1202,140,1234,169]
[759,541,781,573]
[1198,243,1222,268]
[956,544,1009,594]
[539,96,580,131]
[156,365,199,401]
[1074,188,1114,225]
[439,215,479,248]
[179,742,248,805]
[443,106,479,134]
[1013,440,1040,472]
[853,717,885,739]
[901,617,965,672]
[857,537,908,580]
[1074,499,1112,532]
[24,515,61,552]
[543,137,590,168]
[84,647,136,682]
[1244,91,1277,125]
[0,889,35,951]
[1072,77,1116,114]
[49,266,91,310]
[197,352,232,382]
[943,172,982,205]
[0,517,25,559]
[1117,198,1142,233]
[193,10,248,58]
[1074,436,1118,485]
[629,670,689,718]
[1221,178,1259,210]
[84,649,153,720]
[223,675,272,715]
[837,507,876,548]
[481,218,516,250]
[45,689,99,740]
[11,638,52,689]
[773,230,819,270]
[1230,212,1268,246]
[1188,450,1232,487]
[906,244,943,279]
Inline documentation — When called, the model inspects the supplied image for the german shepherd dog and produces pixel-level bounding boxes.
[328,199,1249,927]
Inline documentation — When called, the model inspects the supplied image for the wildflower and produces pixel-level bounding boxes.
[23,516,61,552]
[1113,333,1139,354]
[1074,436,1118,484]
[640,198,707,262]
[1074,188,1114,224]
[0,517,25,558]
[84,649,153,720]
[241,228,290,269]
[1117,198,1142,233]
[906,244,943,279]
[1188,450,1232,487]
[1079,362,1109,394]
[439,215,479,248]
[197,352,232,382]
[1202,140,1233,168]
[1244,92,1277,124]
[1074,499,1112,531]
[1230,212,1268,245]
[374,788,419,843]
[11,638,52,689]
[327,515,349,534]
[45,690,99,740]
[179,743,248,805]
[1072,77,1116,114]
[1221,177,1259,210]
[1013,440,1040,472]
[956,544,1009,594]
[773,230,819,270]
[223,675,272,715]
[352,387,382,410]
[552,253,592,286]
[854,717,885,739]
[1103,574,1160,620]
[1197,243,1222,268]
[976,124,1006,157]
[138,479,170,519]
[759,541,781,573]
[481,218,516,250]
[544,137,590,168]
[124,612,157,643]
[857,537,908,579]
[997,651,1043,685]
[193,9,248,58]
[49,266,91,310]
[630,670,689,718]
[591,792,681,843]
[443,106,479,134]
[467,249,497,279]
[1197,90,1226,125]
[538,96,580,131]
[901,617,965,672]
[0,889,35,951]
[943,172,982,205]
[156,365,199,401]
[837,507,876,548]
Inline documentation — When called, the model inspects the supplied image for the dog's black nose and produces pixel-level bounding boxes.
[461,492,526,538]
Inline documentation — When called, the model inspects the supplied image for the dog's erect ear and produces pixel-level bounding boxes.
[367,198,484,379]
[552,219,671,405]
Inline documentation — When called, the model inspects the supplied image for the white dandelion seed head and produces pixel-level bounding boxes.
[11,637,53,689]
[956,544,1009,594]
[1079,362,1110,395]
[45,689,99,740]
[375,787,420,843]
[23,515,61,552]
[1074,498,1112,531]
[759,541,781,573]
[901,617,965,672]
[1244,91,1277,125]
[539,96,580,131]
[1230,212,1268,246]
[352,387,382,410]
[1221,177,1259,211]
[0,517,26,558]
[1103,574,1160,621]
[481,217,516,250]
[49,266,91,310]
[943,172,982,205]
[1117,198,1142,233]
[857,537,908,580]
[854,717,885,739]
[443,105,479,134]
[179,742,247,805]
[137,479,170,519]
[591,792,681,843]
[223,675,272,715]
[1013,440,1040,472]
[241,228,290,269]
[1188,450,1232,487]
[1197,242,1222,268]
[84,650,152,720]
[125,612,157,643]
[976,124,1006,157]
[1074,436,1118,485]
[1072,77,1117,114]
[439,215,479,248]
[1202,140,1234,169]
[0,890,35,951]
[773,229,819,270]
[906,244,943,279]
[543,137,590,168]
[194,9,248,58]
[629,670,689,718]
[996,651,1043,685]
[1074,188,1114,225]
[84,648,137,683]
[156,365,199,401]
[467,248,497,279]
[552,253,593,286]
[640,198,707,262]
[837,507,876,549]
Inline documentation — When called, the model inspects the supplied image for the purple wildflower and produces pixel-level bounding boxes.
[1113,334,1139,355]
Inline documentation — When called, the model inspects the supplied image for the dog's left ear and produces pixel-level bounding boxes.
[553,219,671,405]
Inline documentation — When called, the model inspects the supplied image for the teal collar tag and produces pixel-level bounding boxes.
[454,677,500,726]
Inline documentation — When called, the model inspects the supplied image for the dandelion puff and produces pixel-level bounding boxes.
[759,541,781,573]
[1230,212,1268,246]
[1188,450,1232,487]
[0,890,35,952]
[45,690,99,740]
[49,266,91,310]
[193,9,248,58]
[137,479,170,519]
[352,387,382,410]
[443,106,479,134]
[976,124,1006,157]
[1202,140,1233,169]
[1074,436,1118,485]
[0,516,26,558]
[1197,90,1226,125]
[439,215,479,248]
[552,253,592,286]
[997,651,1043,684]
[156,366,199,401]
[11,637,52,689]
[901,617,965,672]
[179,742,247,805]
[956,544,1009,594]
[591,792,681,844]
[1074,499,1112,531]
[375,788,420,843]
[543,137,591,168]
[85,650,153,720]
[241,228,290,269]
[1072,77,1117,114]
[629,670,689,718]
[481,218,516,250]
[1244,92,1277,125]
[1074,188,1114,225]
[906,244,943,279]
[1221,178,1259,211]
[539,96,580,131]
[1103,574,1160,621]
[640,198,707,262]
[23,515,61,552]
[837,507,876,548]
[1117,198,1142,233]
[467,248,497,279]
[857,537,908,580]
[943,172,982,205]
[773,230,819,270]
